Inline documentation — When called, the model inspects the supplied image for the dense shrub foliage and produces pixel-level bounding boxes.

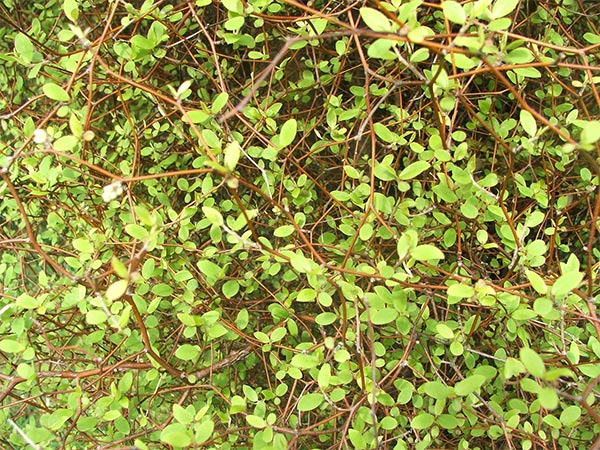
[1,0,600,448]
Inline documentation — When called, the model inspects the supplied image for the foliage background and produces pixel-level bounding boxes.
[1,0,600,448]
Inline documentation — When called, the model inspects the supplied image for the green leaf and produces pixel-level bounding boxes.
[246,415,267,429]
[182,109,210,124]
[229,395,246,414]
[373,122,396,143]
[106,279,129,301]
[298,393,324,411]
[447,53,477,70]
[436,323,454,339]
[125,223,149,240]
[583,33,600,44]
[318,364,332,388]
[398,161,430,180]
[411,412,434,430]
[367,38,396,60]
[14,32,35,65]
[525,269,547,294]
[172,404,194,425]
[447,283,474,299]
[197,260,225,285]
[278,118,297,148]
[289,252,315,274]
[411,244,444,261]
[407,26,433,43]
[86,309,108,325]
[130,34,155,50]
[223,140,241,172]
[112,257,129,279]
[195,418,214,444]
[291,353,321,369]
[202,206,224,226]
[43,83,70,102]
[160,423,193,447]
[316,312,337,326]
[420,381,452,400]
[506,47,534,64]
[442,1,466,24]
[454,374,486,396]
[371,308,398,325]
[73,238,94,253]
[151,283,173,297]
[221,0,243,14]
[374,161,397,181]
[53,135,79,151]
[297,288,316,302]
[16,293,40,309]
[520,347,545,378]
[63,0,79,22]
[222,279,240,299]
[0,339,26,353]
[580,121,600,145]
[45,409,73,430]
[551,270,583,299]
[274,225,295,237]
[211,92,229,114]
[491,0,519,18]
[560,405,581,425]
[538,386,558,409]
[520,110,537,137]
[175,344,200,361]
[360,7,392,32]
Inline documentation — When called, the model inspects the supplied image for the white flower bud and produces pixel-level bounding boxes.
[33,129,48,144]
[102,181,124,202]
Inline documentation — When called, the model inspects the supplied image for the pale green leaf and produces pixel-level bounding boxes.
[106,279,129,301]
[398,161,430,180]
[43,83,70,101]
[73,238,94,253]
[411,244,444,261]
[16,293,40,309]
[53,135,79,151]
[371,308,399,325]
[173,404,194,425]
[298,393,324,411]
[491,0,519,18]
[274,225,295,237]
[551,270,583,298]
[246,415,266,429]
[436,323,454,339]
[454,374,486,396]
[223,140,241,172]
[520,110,537,137]
[125,223,148,240]
[63,0,79,22]
[360,7,392,32]
[202,206,224,226]
[526,269,547,294]
[175,344,200,361]
[520,347,546,378]
[278,118,297,148]
[160,424,192,447]
[0,339,26,353]
[442,1,466,24]
[86,309,108,325]
[580,121,600,145]
[411,412,434,429]
[14,32,35,65]
[289,252,315,273]
[211,92,229,114]
[182,109,209,124]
